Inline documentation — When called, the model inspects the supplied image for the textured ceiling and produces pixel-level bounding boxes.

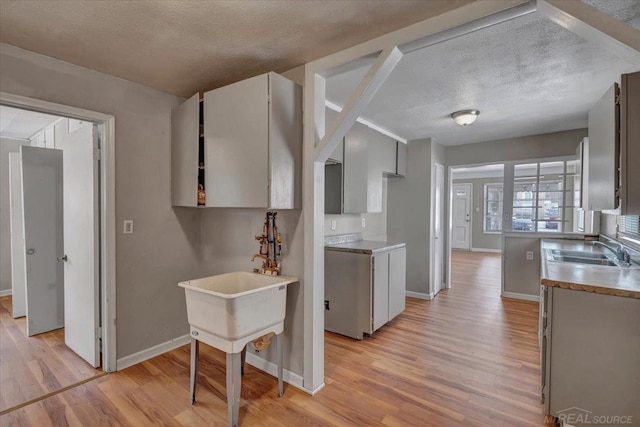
[326,7,640,146]
[0,0,472,97]
[0,106,61,140]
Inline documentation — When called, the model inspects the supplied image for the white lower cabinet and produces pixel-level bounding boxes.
[325,247,406,340]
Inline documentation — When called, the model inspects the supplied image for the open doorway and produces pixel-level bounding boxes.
[448,164,504,293]
[0,104,108,412]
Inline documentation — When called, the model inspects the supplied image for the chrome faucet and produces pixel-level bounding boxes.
[590,241,630,263]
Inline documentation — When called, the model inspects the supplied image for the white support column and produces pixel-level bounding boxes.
[538,0,640,66]
[314,46,403,163]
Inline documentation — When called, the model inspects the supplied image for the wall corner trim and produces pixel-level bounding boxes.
[116,334,190,371]
[0,289,12,297]
[501,292,540,302]
[245,352,308,393]
[406,291,435,300]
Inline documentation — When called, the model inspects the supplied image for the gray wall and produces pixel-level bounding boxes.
[445,129,586,167]
[324,178,388,241]
[0,137,29,292]
[199,209,303,375]
[503,236,541,296]
[388,138,433,295]
[0,43,204,359]
[452,177,502,251]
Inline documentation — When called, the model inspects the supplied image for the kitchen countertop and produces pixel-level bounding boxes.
[324,240,406,255]
[540,239,640,299]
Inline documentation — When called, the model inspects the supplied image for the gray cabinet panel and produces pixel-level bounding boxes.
[269,72,302,209]
[396,141,407,177]
[587,83,618,211]
[204,74,269,207]
[372,253,389,331]
[325,163,342,214]
[388,248,406,320]
[620,71,640,214]
[367,128,395,213]
[343,122,369,214]
[171,94,200,206]
[547,288,640,422]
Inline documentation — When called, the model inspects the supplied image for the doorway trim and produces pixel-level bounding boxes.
[0,91,116,372]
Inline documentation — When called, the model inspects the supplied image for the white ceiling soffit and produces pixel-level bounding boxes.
[0,106,61,140]
[326,9,640,146]
[452,164,505,180]
[0,0,474,98]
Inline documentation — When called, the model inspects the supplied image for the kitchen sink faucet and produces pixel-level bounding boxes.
[590,241,630,264]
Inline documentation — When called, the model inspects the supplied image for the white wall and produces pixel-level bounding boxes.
[0,43,204,359]
[0,137,29,292]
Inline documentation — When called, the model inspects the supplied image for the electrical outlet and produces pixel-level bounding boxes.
[123,220,134,234]
[361,218,366,228]
[526,251,534,261]
[325,300,330,310]
[331,220,337,231]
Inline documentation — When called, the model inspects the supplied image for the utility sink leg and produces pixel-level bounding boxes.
[276,333,284,397]
[190,338,199,405]
[226,352,242,427]
[241,346,246,376]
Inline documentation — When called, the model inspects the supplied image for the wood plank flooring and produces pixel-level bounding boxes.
[0,296,102,413]
[1,251,552,426]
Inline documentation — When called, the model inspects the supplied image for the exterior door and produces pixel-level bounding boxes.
[9,153,26,318]
[433,163,444,296]
[55,120,101,368]
[21,146,64,336]
[452,183,472,250]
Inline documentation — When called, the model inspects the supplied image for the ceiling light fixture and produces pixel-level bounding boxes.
[451,109,480,126]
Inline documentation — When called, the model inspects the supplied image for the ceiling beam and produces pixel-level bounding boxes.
[314,46,403,162]
[538,0,640,67]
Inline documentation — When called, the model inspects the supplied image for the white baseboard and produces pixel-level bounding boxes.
[406,291,434,300]
[116,334,191,370]
[471,247,502,254]
[245,352,306,392]
[0,289,12,297]
[501,292,539,302]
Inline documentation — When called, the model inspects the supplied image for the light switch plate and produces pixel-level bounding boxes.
[331,220,337,231]
[361,218,366,228]
[123,220,134,234]
[526,251,534,261]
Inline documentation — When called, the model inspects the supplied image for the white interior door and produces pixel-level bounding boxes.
[55,120,101,368]
[433,163,444,296]
[452,183,472,250]
[21,146,64,336]
[9,153,26,318]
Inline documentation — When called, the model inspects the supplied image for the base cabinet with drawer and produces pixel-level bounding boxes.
[325,247,406,340]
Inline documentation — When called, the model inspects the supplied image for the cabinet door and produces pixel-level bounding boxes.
[388,248,406,320]
[204,74,269,207]
[171,94,200,207]
[367,128,395,212]
[325,163,343,214]
[586,83,619,211]
[396,141,407,176]
[343,122,369,213]
[372,253,389,332]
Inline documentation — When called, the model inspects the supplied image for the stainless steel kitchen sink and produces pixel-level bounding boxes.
[550,249,608,259]
[550,255,618,266]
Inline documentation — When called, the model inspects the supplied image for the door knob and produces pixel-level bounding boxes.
[57,255,68,262]
[26,248,35,255]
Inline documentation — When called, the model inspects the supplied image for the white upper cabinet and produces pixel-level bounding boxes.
[586,71,640,214]
[171,72,302,209]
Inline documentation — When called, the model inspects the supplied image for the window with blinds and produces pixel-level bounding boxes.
[620,215,640,242]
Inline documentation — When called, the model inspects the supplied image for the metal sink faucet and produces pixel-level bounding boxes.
[590,241,630,263]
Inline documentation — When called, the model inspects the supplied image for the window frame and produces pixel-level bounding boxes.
[483,182,503,234]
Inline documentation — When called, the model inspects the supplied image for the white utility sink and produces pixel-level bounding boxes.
[179,271,297,353]
[179,271,297,427]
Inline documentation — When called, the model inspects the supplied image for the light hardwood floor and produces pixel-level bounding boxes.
[1,251,551,426]
[0,296,103,414]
